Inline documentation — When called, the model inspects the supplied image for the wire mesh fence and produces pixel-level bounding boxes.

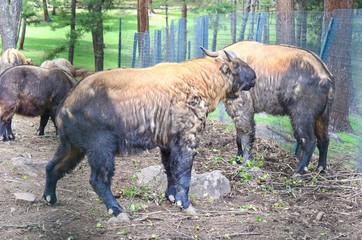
[118,9,362,169]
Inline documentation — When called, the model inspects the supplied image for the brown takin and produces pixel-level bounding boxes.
[43,47,256,217]
[223,40,335,175]
[0,48,33,74]
[0,65,77,141]
[40,58,93,80]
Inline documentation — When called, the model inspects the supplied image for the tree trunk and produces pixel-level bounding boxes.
[324,0,354,132]
[248,0,256,40]
[52,5,56,15]
[0,0,22,52]
[239,0,251,41]
[137,0,149,66]
[88,2,104,71]
[43,0,51,22]
[262,4,270,43]
[18,18,26,50]
[296,0,307,48]
[181,0,187,61]
[68,0,76,64]
[276,0,295,44]
[137,0,149,33]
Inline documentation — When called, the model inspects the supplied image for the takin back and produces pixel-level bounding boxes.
[0,65,77,141]
[223,40,335,175]
[43,47,256,217]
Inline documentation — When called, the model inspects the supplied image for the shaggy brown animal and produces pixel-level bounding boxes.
[223,41,335,175]
[40,58,93,80]
[0,65,77,141]
[0,48,33,74]
[43,47,256,217]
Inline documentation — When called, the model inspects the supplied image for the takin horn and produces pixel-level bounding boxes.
[200,46,219,57]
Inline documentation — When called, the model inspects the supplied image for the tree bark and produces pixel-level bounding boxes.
[88,2,104,71]
[239,0,251,41]
[68,0,77,64]
[18,18,26,50]
[276,0,295,44]
[296,0,307,48]
[0,0,22,52]
[324,0,354,132]
[43,0,51,22]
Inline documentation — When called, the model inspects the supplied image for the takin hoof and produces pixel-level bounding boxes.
[44,194,57,205]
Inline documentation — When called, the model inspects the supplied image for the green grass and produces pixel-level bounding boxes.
[17,8,187,70]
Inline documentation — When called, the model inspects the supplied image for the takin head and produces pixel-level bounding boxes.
[201,46,256,99]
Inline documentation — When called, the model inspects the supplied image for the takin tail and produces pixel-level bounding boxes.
[315,76,335,141]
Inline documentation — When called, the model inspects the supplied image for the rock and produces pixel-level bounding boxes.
[190,170,231,199]
[14,192,36,204]
[137,165,231,199]
[11,157,47,177]
[136,165,167,193]
[107,213,131,224]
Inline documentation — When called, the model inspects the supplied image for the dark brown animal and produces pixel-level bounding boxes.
[43,47,256,217]
[0,48,33,74]
[223,41,335,175]
[0,65,77,141]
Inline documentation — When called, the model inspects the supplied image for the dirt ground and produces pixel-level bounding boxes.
[0,116,361,240]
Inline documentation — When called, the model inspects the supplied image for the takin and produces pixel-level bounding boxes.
[40,58,94,80]
[43,47,256,217]
[0,48,33,74]
[223,40,335,175]
[0,65,77,141]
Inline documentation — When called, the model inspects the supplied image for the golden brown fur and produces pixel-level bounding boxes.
[44,49,256,216]
[0,48,33,74]
[223,40,334,174]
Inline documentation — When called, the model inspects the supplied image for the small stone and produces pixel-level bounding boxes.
[184,205,197,215]
[107,213,131,224]
[316,211,325,221]
[14,192,36,204]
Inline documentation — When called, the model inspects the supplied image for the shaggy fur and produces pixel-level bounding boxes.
[40,58,93,80]
[0,48,33,74]
[43,49,256,216]
[223,41,335,174]
[0,65,77,141]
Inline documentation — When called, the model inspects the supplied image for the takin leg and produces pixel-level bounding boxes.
[161,148,177,203]
[292,117,317,175]
[38,114,50,136]
[224,96,255,163]
[1,119,15,141]
[43,139,85,205]
[87,140,123,216]
[167,144,196,209]
[315,115,330,172]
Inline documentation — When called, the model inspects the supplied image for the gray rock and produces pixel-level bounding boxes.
[14,192,36,204]
[190,170,231,199]
[11,157,47,177]
[136,165,231,199]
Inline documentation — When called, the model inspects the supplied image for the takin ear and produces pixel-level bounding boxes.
[220,63,230,74]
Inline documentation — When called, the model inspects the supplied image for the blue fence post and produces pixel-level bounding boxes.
[177,18,187,62]
[131,33,138,68]
[254,12,265,42]
[203,16,209,49]
[118,18,122,68]
[319,17,339,63]
[142,31,150,67]
[153,30,162,65]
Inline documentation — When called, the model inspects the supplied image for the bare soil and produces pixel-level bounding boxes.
[0,116,361,240]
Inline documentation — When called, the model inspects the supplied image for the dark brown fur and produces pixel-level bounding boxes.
[223,41,334,174]
[0,65,77,140]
